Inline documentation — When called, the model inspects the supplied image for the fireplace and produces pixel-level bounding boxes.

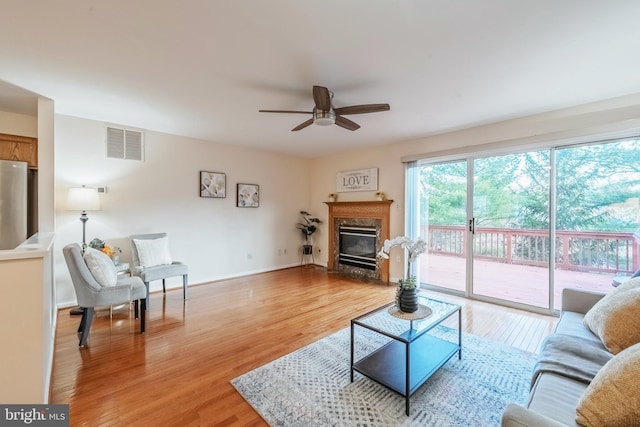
[339,226,377,270]
[325,200,393,283]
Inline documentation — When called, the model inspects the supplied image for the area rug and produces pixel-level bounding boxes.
[231,326,536,426]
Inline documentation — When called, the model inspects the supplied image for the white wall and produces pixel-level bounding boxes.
[310,93,640,282]
[54,115,311,306]
[0,109,37,137]
[38,97,55,232]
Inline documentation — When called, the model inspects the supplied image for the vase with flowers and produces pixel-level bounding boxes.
[377,235,427,313]
[88,238,122,265]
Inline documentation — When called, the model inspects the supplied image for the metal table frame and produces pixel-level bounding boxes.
[350,296,462,416]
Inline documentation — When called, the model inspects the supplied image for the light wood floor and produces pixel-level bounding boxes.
[51,267,557,426]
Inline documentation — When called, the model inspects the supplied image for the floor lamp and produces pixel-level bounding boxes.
[66,185,101,315]
[66,186,101,252]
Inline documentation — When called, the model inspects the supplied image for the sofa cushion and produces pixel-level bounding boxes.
[554,312,603,345]
[527,372,588,426]
[575,342,640,426]
[133,236,173,268]
[116,276,147,300]
[583,277,640,354]
[83,247,117,287]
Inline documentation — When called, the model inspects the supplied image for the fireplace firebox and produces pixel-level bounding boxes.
[339,226,377,270]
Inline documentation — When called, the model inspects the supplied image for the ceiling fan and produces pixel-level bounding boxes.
[259,85,390,131]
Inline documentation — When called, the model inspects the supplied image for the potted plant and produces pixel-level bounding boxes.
[377,236,427,313]
[297,211,321,255]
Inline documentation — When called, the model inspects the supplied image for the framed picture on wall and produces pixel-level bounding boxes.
[236,183,259,207]
[200,171,226,198]
[336,167,378,192]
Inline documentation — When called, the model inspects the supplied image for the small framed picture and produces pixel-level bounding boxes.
[237,183,259,208]
[200,171,226,198]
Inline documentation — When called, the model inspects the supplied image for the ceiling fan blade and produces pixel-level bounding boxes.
[292,118,314,131]
[259,110,312,114]
[335,116,360,131]
[334,104,390,115]
[312,86,332,111]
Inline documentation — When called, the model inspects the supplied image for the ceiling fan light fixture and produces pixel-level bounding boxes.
[313,109,336,126]
[260,85,389,131]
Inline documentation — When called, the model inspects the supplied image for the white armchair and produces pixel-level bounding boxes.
[63,243,147,347]
[130,233,188,308]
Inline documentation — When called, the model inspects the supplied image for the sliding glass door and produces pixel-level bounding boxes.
[413,136,640,312]
[418,160,467,293]
[418,152,552,308]
[554,139,640,309]
[470,152,550,308]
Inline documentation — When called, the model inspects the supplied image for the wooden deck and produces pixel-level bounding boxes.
[422,254,616,309]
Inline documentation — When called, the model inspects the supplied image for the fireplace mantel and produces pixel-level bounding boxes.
[325,200,393,283]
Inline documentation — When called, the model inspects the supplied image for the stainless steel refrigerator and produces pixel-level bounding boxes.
[0,159,27,250]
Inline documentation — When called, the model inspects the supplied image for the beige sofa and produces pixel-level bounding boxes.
[501,279,640,426]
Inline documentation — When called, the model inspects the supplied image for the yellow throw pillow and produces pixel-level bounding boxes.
[576,342,640,426]
[583,277,640,354]
[613,276,640,293]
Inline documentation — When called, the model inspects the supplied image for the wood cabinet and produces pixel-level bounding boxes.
[0,132,38,169]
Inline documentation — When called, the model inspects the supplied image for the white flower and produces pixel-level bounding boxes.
[377,235,427,277]
[378,236,426,259]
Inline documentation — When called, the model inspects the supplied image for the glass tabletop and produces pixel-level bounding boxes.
[352,294,460,342]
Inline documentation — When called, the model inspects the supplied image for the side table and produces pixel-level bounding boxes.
[351,296,462,416]
[300,245,315,266]
[116,262,130,277]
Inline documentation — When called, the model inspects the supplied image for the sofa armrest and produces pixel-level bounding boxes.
[561,288,606,314]
[501,403,569,427]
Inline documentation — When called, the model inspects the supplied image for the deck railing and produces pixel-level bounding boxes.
[425,225,640,274]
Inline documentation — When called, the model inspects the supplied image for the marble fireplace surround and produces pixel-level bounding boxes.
[325,200,393,284]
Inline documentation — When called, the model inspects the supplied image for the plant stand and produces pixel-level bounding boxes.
[300,244,314,267]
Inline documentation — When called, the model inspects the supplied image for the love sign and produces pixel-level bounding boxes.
[336,168,378,192]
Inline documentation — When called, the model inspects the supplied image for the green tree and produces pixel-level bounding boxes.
[420,138,640,232]
[556,140,640,231]
[420,161,467,226]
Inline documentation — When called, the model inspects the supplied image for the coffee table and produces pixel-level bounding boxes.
[350,295,462,415]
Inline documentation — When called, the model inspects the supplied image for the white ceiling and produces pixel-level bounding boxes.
[1,1,640,158]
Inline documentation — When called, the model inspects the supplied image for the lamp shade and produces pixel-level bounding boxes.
[66,187,101,211]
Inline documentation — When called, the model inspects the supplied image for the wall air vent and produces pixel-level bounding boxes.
[106,126,143,161]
